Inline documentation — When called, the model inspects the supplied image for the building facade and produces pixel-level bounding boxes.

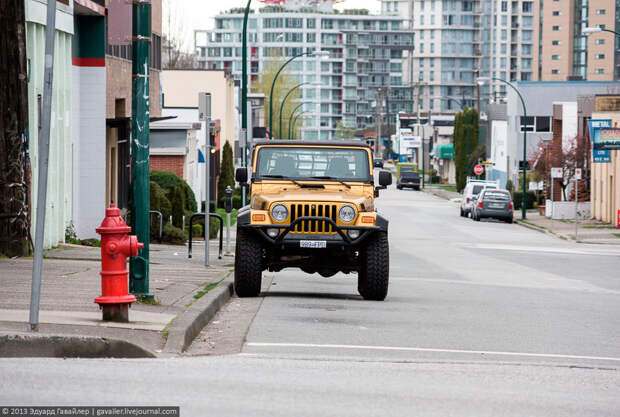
[25,0,74,248]
[381,0,540,114]
[194,4,414,140]
[539,0,619,81]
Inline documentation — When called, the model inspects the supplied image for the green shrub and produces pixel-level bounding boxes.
[506,180,514,193]
[512,191,536,210]
[169,185,186,229]
[150,170,197,212]
[191,223,203,239]
[162,223,187,245]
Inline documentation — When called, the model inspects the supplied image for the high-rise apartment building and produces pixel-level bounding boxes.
[195,2,414,140]
[381,0,540,113]
[540,0,619,81]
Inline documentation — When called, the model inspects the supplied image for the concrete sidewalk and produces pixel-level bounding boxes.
[516,211,620,245]
[422,184,462,202]
[0,237,236,357]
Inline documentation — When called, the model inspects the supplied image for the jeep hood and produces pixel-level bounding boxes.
[251,183,374,211]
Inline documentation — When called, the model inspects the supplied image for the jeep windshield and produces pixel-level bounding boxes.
[255,146,371,182]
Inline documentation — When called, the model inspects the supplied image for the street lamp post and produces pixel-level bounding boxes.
[279,82,319,141]
[477,76,528,219]
[241,0,252,206]
[291,113,309,140]
[582,27,620,37]
[269,50,328,139]
[288,102,305,140]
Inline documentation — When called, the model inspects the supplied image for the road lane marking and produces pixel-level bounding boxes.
[468,243,620,257]
[245,342,620,363]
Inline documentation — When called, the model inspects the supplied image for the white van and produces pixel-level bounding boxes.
[460,180,498,217]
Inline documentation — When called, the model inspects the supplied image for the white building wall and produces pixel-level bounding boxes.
[26,0,74,248]
[72,66,107,239]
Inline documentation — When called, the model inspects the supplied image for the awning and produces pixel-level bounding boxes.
[434,143,454,159]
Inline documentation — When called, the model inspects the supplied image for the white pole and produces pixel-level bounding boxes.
[550,175,554,231]
[30,0,56,332]
[205,126,210,266]
[574,178,578,241]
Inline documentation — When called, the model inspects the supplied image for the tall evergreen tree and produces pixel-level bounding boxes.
[217,141,234,207]
[454,107,480,192]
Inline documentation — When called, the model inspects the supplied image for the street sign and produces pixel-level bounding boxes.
[574,168,582,180]
[593,149,611,163]
[481,160,495,166]
[551,167,563,178]
[199,92,211,121]
[474,165,484,175]
[592,128,620,150]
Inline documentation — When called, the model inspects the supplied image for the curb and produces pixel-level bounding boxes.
[0,333,156,358]
[163,278,234,354]
[515,220,573,241]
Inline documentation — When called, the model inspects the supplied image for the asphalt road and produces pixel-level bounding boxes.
[2,183,619,416]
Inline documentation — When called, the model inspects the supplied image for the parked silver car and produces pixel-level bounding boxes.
[471,189,514,223]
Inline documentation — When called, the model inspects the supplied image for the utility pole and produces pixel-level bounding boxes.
[129,0,153,299]
[29,0,57,331]
[0,0,30,257]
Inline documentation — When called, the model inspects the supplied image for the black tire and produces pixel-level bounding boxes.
[473,212,481,221]
[358,231,389,301]
[475,214,482,221]
[234,228,263,297]
[460,208,465,217]
[397,185,402,190]
[505,217,513,224]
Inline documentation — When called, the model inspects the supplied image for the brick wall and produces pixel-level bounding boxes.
[150,155,185,178]
[106,57,161,118]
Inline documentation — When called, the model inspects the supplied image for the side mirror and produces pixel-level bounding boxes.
[378,171,392,187]
[235,167,248,184]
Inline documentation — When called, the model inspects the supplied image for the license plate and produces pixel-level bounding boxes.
[300,240,327,249]
[489,203,504,209]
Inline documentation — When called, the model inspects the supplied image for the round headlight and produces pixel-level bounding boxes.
[271,204,289,222]
[338,205,356,223]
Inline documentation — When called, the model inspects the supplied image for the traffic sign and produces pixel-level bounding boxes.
[474,165,484,175]
[575,168,582,180]
[551,167,563,178]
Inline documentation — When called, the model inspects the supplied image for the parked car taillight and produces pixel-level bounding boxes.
[509,202,514,210]
[466,198,470,203]
[478,201,483,208]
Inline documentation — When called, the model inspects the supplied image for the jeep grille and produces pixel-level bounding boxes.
[289,203,338,234]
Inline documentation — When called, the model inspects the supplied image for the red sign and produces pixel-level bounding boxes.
[617,209,620,229]
[474,165,484,175]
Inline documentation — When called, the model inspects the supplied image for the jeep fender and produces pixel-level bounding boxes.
[237,205,251,227]
[376,213,389,232]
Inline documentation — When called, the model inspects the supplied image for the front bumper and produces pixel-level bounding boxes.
[249,216,379,247]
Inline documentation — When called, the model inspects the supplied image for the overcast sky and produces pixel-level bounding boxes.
[164,0,381,51]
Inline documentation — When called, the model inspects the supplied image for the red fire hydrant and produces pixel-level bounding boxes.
[95,204,143,322]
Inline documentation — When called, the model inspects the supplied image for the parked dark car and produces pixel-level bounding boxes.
[373,158,384,168]
[472,189,514,223]
[397,171,421,190]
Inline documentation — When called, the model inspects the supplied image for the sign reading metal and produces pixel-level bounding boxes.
[588,119,612,163]
[551,167,563,178]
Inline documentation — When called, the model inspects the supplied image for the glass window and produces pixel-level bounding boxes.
[536,117,551,132]
[256,147,371,181]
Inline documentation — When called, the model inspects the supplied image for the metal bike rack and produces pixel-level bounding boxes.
[188,213,223,259]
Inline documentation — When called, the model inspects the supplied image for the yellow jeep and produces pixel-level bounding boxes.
[234,140,392,300]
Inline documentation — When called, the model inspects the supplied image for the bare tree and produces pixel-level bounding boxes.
[530,135,590,201]
[162,0,198,69]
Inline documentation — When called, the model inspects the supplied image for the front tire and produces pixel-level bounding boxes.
[358,231,389,301]
[234,228,263,297]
